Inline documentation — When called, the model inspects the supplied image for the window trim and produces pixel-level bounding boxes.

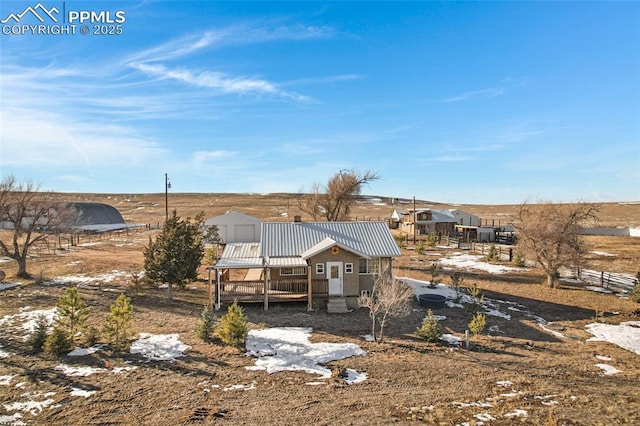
[345,263,353,274]
[315,263,325,275]
[280,266,307,276]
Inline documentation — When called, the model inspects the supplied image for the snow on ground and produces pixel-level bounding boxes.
[585,321,640,355]
[0,344,12,358]
[591,251,615,257]
[595,354,611,361]
[130,333,191,361]
[0,375,15,386]
[55,364,106,377]
[342,369,368,384]
[584,286,613,294]
[245,327,365,380]
[3,392,56,416]
[0,283,19,291]
[595,364,622,375]
[70,387,97,397]
[438,253,522,274]
[0,308,57,341]
[44,270,128,286]
[68,345,103,357]
[0,413,24,425]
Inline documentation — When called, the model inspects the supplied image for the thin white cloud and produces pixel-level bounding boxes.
[282,74,362,86]
[442,87,506,103]
[130,63,310,101]
[193,150,235,164]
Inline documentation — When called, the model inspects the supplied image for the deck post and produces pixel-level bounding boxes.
[215,269,221,310]
[207,267,212,308]
[307,261,313,311]
[263,258,269,311]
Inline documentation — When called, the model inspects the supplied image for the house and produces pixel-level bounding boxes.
[204,211,261,243]
[210,220,401,312]
[400,209,458,236]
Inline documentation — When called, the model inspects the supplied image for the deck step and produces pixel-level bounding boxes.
[326,297,349,313]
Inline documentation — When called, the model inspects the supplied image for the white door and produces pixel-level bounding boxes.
[327,261,343,295]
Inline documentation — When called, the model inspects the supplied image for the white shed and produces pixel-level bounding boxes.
[204,211,262,243]
[449,209,479,226]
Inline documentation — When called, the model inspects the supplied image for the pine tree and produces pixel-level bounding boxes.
[195,305,217,343]
[28,314,50,353]
[143,211,205,301]
[416,310,442,342]
[468,312,486,336]
[216,300,248,347]
[104,293,134,351]
[44,327,72,356]
[55,287,90,343]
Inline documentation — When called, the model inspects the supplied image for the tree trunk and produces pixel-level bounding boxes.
[546,273,557,288]
[16,257,29,278]
[167,282,173,301]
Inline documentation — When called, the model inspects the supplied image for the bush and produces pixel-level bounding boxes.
[28,314,50,353]
[415,310,442,342]
[104,294,134,351]
[83,325,100,347]
[216,300,248,347]
[486,245,499,262]
[467,282,484,313]
[468,312,486,336]
[195,305,217,343]
[427,263,441,289]
[426,233,437,247]
[415,240,427,255]
[44,327,72,356]
[450,273,464,302]
[629,283,640,303]
[512,251,526,267]
[394,233,407,249]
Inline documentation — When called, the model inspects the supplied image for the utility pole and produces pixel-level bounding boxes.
[165,173,171,222]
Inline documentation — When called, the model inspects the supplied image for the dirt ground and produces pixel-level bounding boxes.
[1,194,640,425]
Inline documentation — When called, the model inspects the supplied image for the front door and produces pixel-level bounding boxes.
[326,261,343,296]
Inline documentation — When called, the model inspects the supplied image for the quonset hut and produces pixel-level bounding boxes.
[63,202,127,232]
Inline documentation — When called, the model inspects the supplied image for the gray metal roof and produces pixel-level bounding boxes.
[260,221,401,258]
[215,242,263,269]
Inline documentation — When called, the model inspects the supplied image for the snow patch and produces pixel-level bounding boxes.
[130,333,190,361]
[595,363,622,375]
[245,327,365,379]
[586,321,640,355]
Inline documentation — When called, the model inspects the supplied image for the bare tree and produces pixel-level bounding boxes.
[514,201,598,288]
[0,176,71,278]
[299,169,379,221]
[358,261,414,342]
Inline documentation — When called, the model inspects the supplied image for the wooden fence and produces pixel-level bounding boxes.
[574,269,637,293]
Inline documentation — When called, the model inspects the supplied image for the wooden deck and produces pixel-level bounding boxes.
[215,279,328,303]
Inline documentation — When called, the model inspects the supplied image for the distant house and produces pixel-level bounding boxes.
[400,209,458,236]
[204,211,261,243]
[211,219,401,312]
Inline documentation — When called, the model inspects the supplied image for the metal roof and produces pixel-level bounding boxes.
[260,221,401,258]
[215,242,262,269]
[266,257,308,267]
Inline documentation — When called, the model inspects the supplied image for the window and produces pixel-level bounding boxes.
[345,263,353,274]
[315,263,324,274]
[360,290,371,298]
[280,267,306,276]
[359,259,379,274]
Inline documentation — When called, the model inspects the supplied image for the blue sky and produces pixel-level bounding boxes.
[1,1,638,204]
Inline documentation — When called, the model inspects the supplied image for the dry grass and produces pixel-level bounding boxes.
[1,193,639,425]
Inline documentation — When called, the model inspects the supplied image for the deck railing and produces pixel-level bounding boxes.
[216,278,328,302]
